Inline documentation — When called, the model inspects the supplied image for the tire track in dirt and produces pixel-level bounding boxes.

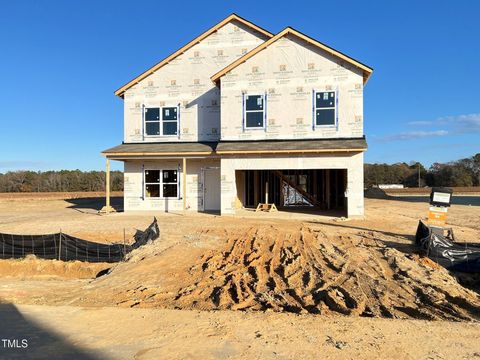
[169,225,480,320]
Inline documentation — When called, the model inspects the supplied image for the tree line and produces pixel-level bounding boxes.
[0,153,478,192]
[0,170,123,192]
[364,153,480,188]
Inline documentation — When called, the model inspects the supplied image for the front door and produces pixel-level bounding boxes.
[203,168,220,211]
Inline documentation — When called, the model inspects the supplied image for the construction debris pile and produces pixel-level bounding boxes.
[415,220,480,273]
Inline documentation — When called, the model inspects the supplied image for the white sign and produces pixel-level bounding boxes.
[432,192,451,204]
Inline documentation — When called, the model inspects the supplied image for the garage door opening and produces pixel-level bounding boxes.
[237,169,347,215]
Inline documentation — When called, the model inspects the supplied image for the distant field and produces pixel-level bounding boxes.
[385,187,480,195]
[0,191,123,200]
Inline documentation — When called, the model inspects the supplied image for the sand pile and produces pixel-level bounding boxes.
[78,224,480,320]
[167,226,480,320]
[0,255,111,279]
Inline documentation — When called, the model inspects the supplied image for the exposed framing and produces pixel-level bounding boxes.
[241,169,348,213]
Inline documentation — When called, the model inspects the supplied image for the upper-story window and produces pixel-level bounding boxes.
[314,91,336,126]
[244,94,265,129]
[145,106,178,136]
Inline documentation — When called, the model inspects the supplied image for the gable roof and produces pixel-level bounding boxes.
[211,27,373,84]
[114,14,273,98]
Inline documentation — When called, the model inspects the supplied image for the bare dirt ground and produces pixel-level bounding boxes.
[0,193,479,358]
[2,304,480,360]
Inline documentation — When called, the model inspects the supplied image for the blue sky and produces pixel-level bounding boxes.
[0,0,478,172]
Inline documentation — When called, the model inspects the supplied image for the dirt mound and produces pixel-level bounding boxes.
[0,255,110,279]
[364,187,391,199]
[168,226,480,320]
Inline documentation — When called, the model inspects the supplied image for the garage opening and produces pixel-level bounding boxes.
[238,169,347,214]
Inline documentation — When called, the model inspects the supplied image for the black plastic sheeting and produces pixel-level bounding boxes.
[415,220,480,273]
[132,217,160,250]
[0,218,160,263]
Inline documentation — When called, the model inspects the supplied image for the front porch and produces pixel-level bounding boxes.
[101,142,219,213]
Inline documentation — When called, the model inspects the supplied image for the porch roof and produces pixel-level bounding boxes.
[216,137,367,154]
[102,142,217,158]
[102,138,367,158]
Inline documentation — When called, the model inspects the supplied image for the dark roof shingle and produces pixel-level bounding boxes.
[216,138,367,153]
[102,138,367,157]
[102,142,217,156]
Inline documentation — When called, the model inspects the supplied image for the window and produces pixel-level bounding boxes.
[145,106,178,136]
[244,94,265,128]
[314,91,336,126]
[144,169,178,198]
[145,108,160,135]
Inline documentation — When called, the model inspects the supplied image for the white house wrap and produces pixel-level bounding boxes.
[102,14,373,217]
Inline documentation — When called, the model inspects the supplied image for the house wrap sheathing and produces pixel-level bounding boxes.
[103,14,372,217]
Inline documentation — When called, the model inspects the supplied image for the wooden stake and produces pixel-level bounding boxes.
[265,181,269,204]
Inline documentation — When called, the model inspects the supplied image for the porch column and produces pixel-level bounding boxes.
[106,158,111,211]
[183,157,187,211]
[100,157,116,214]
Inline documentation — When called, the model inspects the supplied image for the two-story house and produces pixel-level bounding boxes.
[102,14,373,217]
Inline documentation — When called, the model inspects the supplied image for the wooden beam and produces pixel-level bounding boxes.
[265,180,269,204]
[106,158,110,210]
[99,158,116,214]
[272,170,322,207]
